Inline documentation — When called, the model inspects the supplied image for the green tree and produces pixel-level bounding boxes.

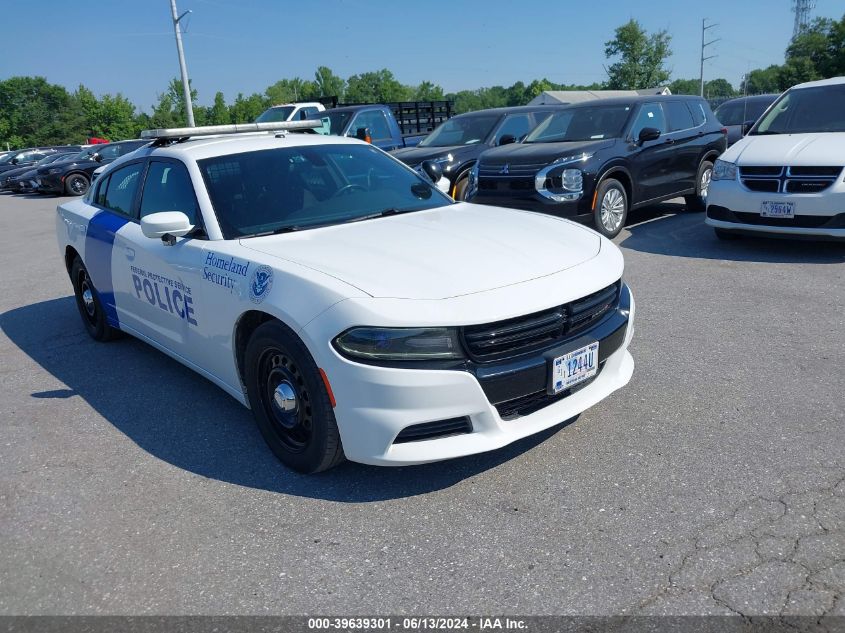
[414,81,445,101]
[0,76,78,147]
[668,78,700,95]
[208,91,230,125]
[314,66,345,99]
[165,78,199,127]
[265,78,318,105]
[704,78,736,98]
[229,92,269,122]
[345,69,412,103]
[604,20,672,89]
[742,65,782,94]
[526,78,555,99]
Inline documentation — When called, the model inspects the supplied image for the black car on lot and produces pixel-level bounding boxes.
[713,94,779,146]
[35,140,148,196]
[0,145,82,176]
[0,152,79,192]
[467,96,727,237]
[392,106,561,200]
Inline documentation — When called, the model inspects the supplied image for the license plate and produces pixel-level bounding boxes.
[552,342,599,393]
[761,201,794,218]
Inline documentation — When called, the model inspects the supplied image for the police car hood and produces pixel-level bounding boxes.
[240,203,601,300]
[725,132,845,165]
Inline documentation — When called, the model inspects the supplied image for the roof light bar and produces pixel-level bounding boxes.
[140,120,324,140]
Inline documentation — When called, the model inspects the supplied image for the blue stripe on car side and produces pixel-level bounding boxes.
[84,211,129,328]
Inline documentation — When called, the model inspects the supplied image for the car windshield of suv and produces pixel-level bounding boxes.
[256,106,295,123]
[525,105,631,143]
[752,84,845,135]
[418,114,500,147]
[199,144,453,238]
[715,99,774,126]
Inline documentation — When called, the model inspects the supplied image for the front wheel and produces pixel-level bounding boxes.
[684,160,713,212]
[65,173,90,196]
[244,320,345,473]
[593,179,628,238]
[452,174,469,201]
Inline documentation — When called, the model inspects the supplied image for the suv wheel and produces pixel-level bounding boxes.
[65,173,90,196]
[684,160,713,212]
[593,179,628,238]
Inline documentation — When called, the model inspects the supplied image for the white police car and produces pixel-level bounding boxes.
[56,121,635,473]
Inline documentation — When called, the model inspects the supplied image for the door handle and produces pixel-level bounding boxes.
[663,138,675,145]
[124,246,136,260]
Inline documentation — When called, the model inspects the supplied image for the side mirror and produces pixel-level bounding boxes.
[638,127,661,143]
[92,152,102,163]
[742,121,755,135]
[10,158,18,165]
[421,159,442,184]
[355,127,371,143]
[498,134,517,146]
[141,211,193,241]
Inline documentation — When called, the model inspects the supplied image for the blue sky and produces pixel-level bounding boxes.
[1,0,842,110]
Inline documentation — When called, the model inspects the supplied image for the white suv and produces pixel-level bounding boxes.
[706,76,845,240]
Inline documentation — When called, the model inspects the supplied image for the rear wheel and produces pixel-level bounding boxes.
[244,320,344,473]
[593,178,628,238]
[70,257,120,341]
[714,228,741,241]
[65,173,90,196]
[684,160,713,212]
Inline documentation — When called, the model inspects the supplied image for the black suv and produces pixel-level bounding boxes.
[466,96,727,237]
[392,106,562,200]
[36,140,148,196]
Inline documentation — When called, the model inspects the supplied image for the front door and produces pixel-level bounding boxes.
[627,102,673,203]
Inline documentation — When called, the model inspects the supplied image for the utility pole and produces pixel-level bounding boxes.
[170,0,195,127]
[699,18,720,97]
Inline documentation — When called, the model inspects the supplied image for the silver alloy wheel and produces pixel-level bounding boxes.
[700,167,712,198]
[600,188,625,233]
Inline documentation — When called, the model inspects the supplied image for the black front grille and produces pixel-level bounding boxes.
[479,162,548,177]
[462,281,621,362]
[739,166,782,176]
[788,166,842,177]
[786,180,832,193]
[743,179,779,192]
[495,366,602,420]
[393,417,472,444]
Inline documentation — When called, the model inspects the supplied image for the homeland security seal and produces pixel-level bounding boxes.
[249,265,274,304]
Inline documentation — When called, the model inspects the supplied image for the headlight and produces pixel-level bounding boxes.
[334,327,465,361]
[466,162,479,199]
[561,169,583,192]
[712,159,737,181]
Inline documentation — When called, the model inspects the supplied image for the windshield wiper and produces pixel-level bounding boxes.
[752,130,782,135]
[339,208,407,224]
[248,225,302,238]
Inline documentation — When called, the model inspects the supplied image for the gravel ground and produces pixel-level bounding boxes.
[0,192,842,617]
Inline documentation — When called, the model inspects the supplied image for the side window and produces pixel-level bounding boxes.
[351,110,391,141]
[631,103,667,139]
[97,145,121,160]
[95,175,111,206]
[102,162,143,217]
[665,101,695,131]
[139,161,200,226]
[689,101,707,127]
[493,114,533,144]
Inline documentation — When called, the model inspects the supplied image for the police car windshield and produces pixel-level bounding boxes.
[418,114,500,147]
[198,144,453,239]
[525,105,631,143]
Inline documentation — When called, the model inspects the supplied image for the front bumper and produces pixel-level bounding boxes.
[306,285,635,466]
[706,179,845,238]
[36,173,64,193]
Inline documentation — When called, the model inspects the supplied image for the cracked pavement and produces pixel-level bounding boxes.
[0,196,843,617]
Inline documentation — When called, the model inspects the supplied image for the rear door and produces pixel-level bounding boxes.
[662,100,700,195]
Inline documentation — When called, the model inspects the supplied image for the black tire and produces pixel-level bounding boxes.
[714,228,741,241]
[65,173,90,196]
[244,320,344,473]
[452,173,469,201]
[592,178,628,238]
[684,160,713,212]
[70,257,120,341]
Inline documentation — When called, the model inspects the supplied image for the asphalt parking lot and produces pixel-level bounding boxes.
[0,192,843,617]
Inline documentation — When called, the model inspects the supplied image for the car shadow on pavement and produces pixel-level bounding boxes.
[619,204,845,264]
[1,297,571,502]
